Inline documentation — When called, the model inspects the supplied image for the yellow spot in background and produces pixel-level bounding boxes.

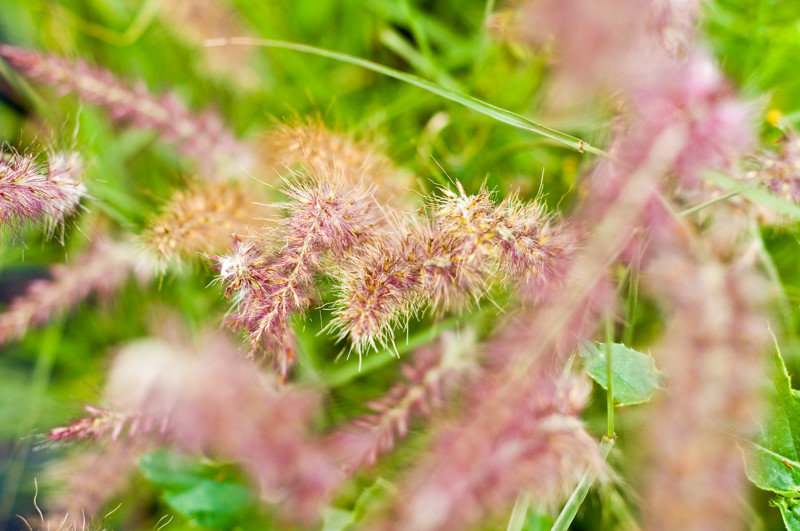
[767,109,782,127]
[561,156,579,187]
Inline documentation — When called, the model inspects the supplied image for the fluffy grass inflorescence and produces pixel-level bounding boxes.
[146,179,268,264]
[334,329,480,472]
[215,169,384,376]
[258,120,417,208]
[0,238,153,345]
[0,149,85,233]
[0,45,250,176]
[0,0,794,529]
[327,182,573,357]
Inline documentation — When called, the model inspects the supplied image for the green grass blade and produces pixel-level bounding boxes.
[204,37,610,158]
[550,437,615,531]
[705,170,800,220]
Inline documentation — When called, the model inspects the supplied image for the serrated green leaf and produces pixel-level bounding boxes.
[771,497,800,531]
[743,344,800,530]
[140,450,253,529]
[743,440,800,497]
[744,349,800,498]
[578,341,660,406]
[768,348,800,460]
[163,480,252,529]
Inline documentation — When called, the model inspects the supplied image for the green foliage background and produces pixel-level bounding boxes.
[0,0,798,529]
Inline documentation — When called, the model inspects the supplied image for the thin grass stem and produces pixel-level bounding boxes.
[204,37,612,159]
[550,437,615,531]
[605,314,615,439]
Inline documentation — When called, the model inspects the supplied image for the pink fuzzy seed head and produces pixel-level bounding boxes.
[327,237,422,357]
[0,45,249,176]
[0,149,86,233]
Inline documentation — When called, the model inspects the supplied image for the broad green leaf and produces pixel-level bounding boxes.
[163,480,252,529]
[768,348,800,460]
[743,344,800,530]
[139,450,208,489]
[772,497,800,531]
[321,508,355,531]
[578,341,660,406]
[140,450,253,529]
[742,440,800,497]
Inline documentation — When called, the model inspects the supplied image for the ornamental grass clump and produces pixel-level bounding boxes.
[1,0,799,529]
[327,183,573,356]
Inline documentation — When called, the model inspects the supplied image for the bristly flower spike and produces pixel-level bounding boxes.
[0,239,154,345]
[146,179,268,265]
[333,330,480,473]
[49,406,143,442]
[0,148,86,233]
[325,228,424,361]
[0,45,250,176]
[215,170,384,377]
[329,181,575,356]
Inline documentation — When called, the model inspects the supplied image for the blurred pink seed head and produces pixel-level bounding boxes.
[105,333,342,524]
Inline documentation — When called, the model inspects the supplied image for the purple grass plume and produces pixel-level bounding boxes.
[328,182,574,357]
[214,170,384,377]
[333,330,480,473]
[373,367,602,531]
[0,148,85,233]
[0,238,154,345]
[0,45,250,176]
[102,333,344,525]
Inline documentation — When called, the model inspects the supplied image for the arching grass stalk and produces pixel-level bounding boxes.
[550,437,615,531]
[203,37,613,160]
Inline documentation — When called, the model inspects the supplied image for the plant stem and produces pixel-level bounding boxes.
[605,314,615,439]
[550,437,615,531]
[507,491,531,531]
[679,188,743,216]
[622,263,639,347]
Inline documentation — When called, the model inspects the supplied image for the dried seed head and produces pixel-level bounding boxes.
[259,120,417,208]
[146,180,269,263]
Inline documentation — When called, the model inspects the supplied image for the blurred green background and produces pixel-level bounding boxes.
[0,0,798,529]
